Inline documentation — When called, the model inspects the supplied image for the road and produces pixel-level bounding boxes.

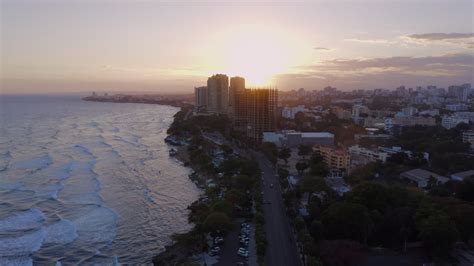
[254,152,302,266]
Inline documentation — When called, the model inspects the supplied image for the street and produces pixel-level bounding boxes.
[254,152,302,266]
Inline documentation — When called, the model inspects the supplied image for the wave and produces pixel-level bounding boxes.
[0,256,33,266]
[73,207,117,244]
[0,229,45,257]
[0,209,45,232]
[44,219,78,245]
[11,154,53,171]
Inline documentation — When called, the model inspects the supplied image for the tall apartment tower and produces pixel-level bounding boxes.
[449,84,471,102]
[234,88,278,143]
[229,76,245,116]
[207,74,229,114]
[194,86,208,112]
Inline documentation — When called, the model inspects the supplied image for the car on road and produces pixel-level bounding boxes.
[238,250,249,257]
[214,236,224,245]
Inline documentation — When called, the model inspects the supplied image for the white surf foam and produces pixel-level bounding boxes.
[44,219,78,245]
[0,229,45,256]
[0,209,45,232]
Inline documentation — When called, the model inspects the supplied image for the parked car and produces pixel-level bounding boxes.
[238,250,249,257]
[214,236,224,245]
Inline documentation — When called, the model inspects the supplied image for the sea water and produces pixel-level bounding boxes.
[0,95,200,264]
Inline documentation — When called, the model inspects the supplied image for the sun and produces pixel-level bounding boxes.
[207,24,310,87]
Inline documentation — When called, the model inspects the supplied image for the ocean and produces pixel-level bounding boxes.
[0,95,200,265]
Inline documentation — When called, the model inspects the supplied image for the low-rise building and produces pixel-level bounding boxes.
[263,130,334,148]
[451,170,474,181]
[462,130,474,148]
[445,103,468,111]
[454,112,474,123]
[392,116,437,127]
[400,169,449,188]
[314,145,350,171]
[282,105,306,119]
[348,145,390,163]
[331,106,352,120]
[441,115,469,129]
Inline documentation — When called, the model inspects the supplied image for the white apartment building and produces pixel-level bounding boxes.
[348,145,390,163]
[282,105,306,119]
[441,116,469,129]
[463,130,474,148]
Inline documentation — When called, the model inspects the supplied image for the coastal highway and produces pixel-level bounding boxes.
[253,152,302,266]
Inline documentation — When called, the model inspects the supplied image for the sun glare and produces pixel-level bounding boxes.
[208,24,310,87]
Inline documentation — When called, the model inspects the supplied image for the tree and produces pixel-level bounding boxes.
[417,212,458,256]
[203,212,233,233]
[261,142,278,165]
[321,202,373,244]
[309,220,324,241]
[212,200,233,217]
[233,174,255,191]
[298,145,312,159]
[296,161,309,176]
[387,152,409,165]
[299,175,328,195]
[220,144,233,156]
[456,176,474,202]
[278,148,291,165]
[278,167,290,179]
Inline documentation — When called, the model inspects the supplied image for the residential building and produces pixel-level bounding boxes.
[207,74,229,114]
[194,86,208,112]
[463,130,474,148]
[451,170,474,181]
[228,76,245,116]
[314,145,350,171]
[348,145,390,163]
[282,105,306,119]
[418,109,440,116]
[378,146,429,161]
[400,169,449,188]
[263,131,334,148]
[234,88,278,142]
[331,106,352,120]
[441,115,469,129]
[401,106,418,116]
[448,84,471,102]
[453,112,474,123]
[446,103,468,111]
[385,116,436,128]
[352,104,369,117]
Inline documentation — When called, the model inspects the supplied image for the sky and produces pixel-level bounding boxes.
[1,0,473,94]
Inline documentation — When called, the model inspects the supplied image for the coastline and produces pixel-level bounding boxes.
[152,115,206,265]
[82,94,191,108]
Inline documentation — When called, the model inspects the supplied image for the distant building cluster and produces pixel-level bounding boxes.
[194,74,278,142]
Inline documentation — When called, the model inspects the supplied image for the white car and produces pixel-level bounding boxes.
[238,250,249,257]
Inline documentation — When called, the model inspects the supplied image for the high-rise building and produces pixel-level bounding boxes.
[229,76,245,116]
[448,84,471,102]
[234,88,278,142]
[207,74,229,114]
[194,86,208,112]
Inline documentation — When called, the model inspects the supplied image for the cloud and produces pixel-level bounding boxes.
[276,53,473,90]
[403,32,474,48]
[344,38,393,44]
[313,47,331,51]
[407,33,474,41]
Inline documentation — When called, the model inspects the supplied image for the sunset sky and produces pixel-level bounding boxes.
[1,0,473,94]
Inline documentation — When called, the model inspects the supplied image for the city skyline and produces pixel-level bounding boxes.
[1,0,473,94]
